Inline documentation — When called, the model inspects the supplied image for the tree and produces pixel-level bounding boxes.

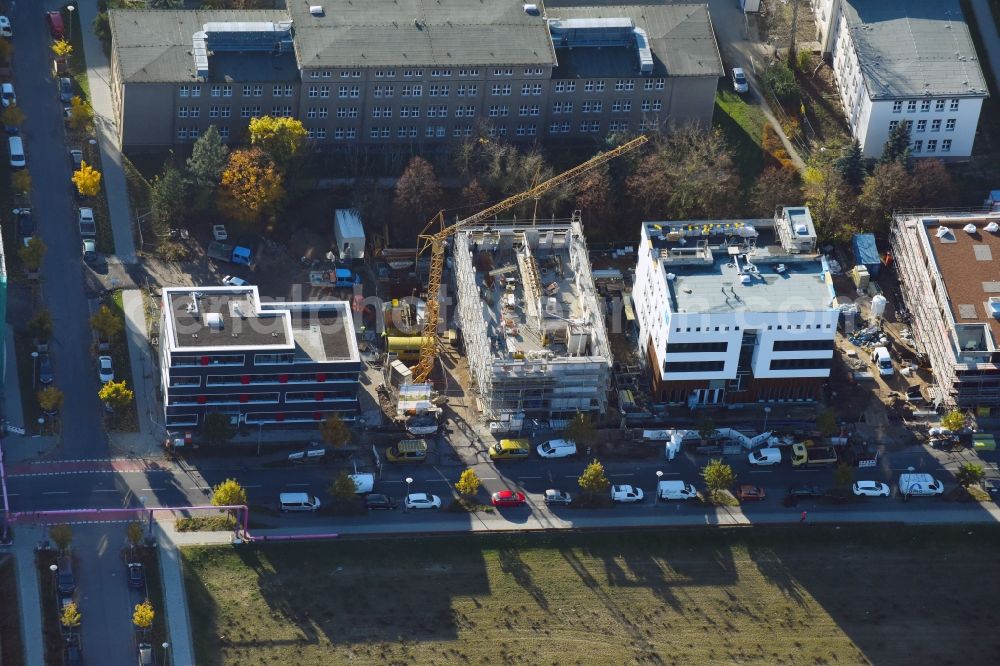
[28,310,54,342]
[816,409,838,438]
[880,122,911,165]
[186,125,229,188]
[956,462,986,487]
[60,601,82,629]
[218,148,284,225]
[804,152,854,243]
[210,478,248,511]
[90,304,124,341]
[459,178,489,208]
[835,140,865,191]
[941,410,966,432]
[0,37,11,65]
[52,40,73,58]
[749,167,803,217]
[132,600,154,631]
[1,105,25,131]
[578,459,610,496]
[328,470,359,502]
[763,61,800,106]
[455,469,481,497]
[833,463,854,490]
[11,169,31,194]
[98,380,134,411]
[795,48,812,74]
[50,524,73,552]
[319,414,351,449]
[696,416,716,441]
[564,412,597,449]
[38,387,64,413]
[859,161,916,231]
[248,116,307,168]
[573,161,615,226]
[73,161,102,197]
[701,458,736,493]
[392,156,444,238]
[627,128,739,220]
[911,159,954,208]
[68,96,93,132]
[150,163,187,231]
[202,412,236,445]
[126,521,144,549]
[18,237,47,272]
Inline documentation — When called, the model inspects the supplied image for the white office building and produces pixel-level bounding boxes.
[633,207,838,406]
[813,0,987,159]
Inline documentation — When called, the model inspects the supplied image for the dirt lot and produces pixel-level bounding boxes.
[183,526,1000,666]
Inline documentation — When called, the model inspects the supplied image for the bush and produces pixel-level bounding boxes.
[796,49,813,73]
[764,61,801,107]
[175,515,237,532]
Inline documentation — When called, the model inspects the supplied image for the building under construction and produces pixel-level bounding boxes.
[453,214,612,427]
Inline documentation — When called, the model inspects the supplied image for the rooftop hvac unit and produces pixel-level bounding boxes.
[986,222,1000,233]
[936,226,950,238]
[205,313,224,330]
[523,4,540,15]
[310,5,324,16]
[739,274,752,285]
[963,223,978,234]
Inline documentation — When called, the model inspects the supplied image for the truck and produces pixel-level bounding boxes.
[77,207,96,237]
[334,208,365,260]
[791,442,838,468]
[207,241,252,265]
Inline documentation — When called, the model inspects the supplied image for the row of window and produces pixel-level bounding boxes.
[181,84,297,99]
[170,391,356,406]
[673,324,832,333]
[184,106,294,119]
[165,410,356,428]
[769,358,833,370]
[664,360,726,373]
[772,339,833,351]
[169,372,357,387]
[891,98,961,113]
[309,68,545,80]
[666,342,728,353]
[911,139,952,153]
[889,118,957,133]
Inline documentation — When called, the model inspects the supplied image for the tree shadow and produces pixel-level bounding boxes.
[497,546,548,610]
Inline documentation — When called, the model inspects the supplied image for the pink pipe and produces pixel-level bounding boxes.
[8,504,251,540]
[252,533,339,542]
[0,440,11,542]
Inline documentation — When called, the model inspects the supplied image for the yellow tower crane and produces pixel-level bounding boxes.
[411,134,649,384]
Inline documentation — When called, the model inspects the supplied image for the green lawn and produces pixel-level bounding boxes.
[183,526,1000,666]
[64,6,90,102]
[714,87,766,189]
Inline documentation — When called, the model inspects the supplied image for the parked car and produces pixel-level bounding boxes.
[59,77,73,103]
[385,439,429,463]
[731,67,748,93]
[222,275,249,287]
[898,473,944,497]
[0,16,11,39]
[127,562,145,589]
[786,484,823,499]
[69,147,83,168]
[64,635,83,666]
[82,239,97,263]
[543,489,572,505]
[137,642,153,666]
[735,484,766,501]
[491,489,526,507]
[14,207,33,244]
[852,480,891,497]
[748,447,782,466]
[349,472,374,494]
[98,356,114,383]
[657,480,698,501]
[872,346,894,376]
[365,494,395,510]
[536,439,577,459]
[38,353,54,384]
[610,484,644,503]
[404,493,441,510]
[56,555,75,595]
[1,82,15,107]
[46,11,65,40]
[489,439,531,461]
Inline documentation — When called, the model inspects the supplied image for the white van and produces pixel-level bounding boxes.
[349,473,374,494]
[8,135,24,168]
[872,346,893,376]
[898,473,944,497]
[657,480,698,500]
[278,492,321,512]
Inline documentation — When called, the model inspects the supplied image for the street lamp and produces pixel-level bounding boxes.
[405,477,413,513]
[763,406,772,431]
[37,417,45,436]
[256,421,263,457]
[655,470,663,506]
[139,495,153,542]
[31,351,38,388]
[67,6,75,44]
[162,642,170,666]
[49,563,58,596]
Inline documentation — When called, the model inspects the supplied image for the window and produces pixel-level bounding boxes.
[308,86,318,98]
[931,119,941,131]
[179,85,189,98]
[375,70,396,78]
[176,128,188,139]
[888,120,898,130]
[935,99,945,111]
[912,139,923,152]
[336,107,348,118]
[916,119,926,132]
[614,80,635,91]
[320,86,330,98]
[307,107,317,119]
[950,98,960,110]
[772,339,831,351]
[346,128,356,139]
[177,107,188,118]
[169,376,201,387]
[664,361,725,373]
[641,99,651,112]
[211,85,221,97]
[494,68,513,76]
[666,342,728,353]
[222,85,232,98]
[652,100,662,111]
[220,106,230,118]
[339,85,349,98]
[347,107,358,118]
[644,78,665,91]
[524,67,543,76]
[243,85,252,97]
[340,70,350,78]
[209,106,220,118]
[322,71,332,78]
[609,120,628,132]
[240,107,252,119]
[518,104,529,117]
[335,128,345,140]
[942,139,952,152]
[907,100,917,112]
[166,414,199,427]
[920,100,930,112]
[190,107,200,118]
[431,69,452,77]
[455,105,475,118]
[429,84,449,97]
[612,100,622,112]
[584,81,594,92]
[403,69,423,78]
[370,127,380,139]
[946,118,956,131]
[402,85,423,97]
[554,82,565,93]
[892,100,902,113]
[566,82,576,93]
[459,69,480,77]
[284,84,293,97]
[768,358,832,370]
[927,139,937,152]
[273,85,283,96]
[252,85,262,97]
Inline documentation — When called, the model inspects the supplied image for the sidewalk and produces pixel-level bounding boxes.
[157,523,201,666]
[108,289,162,458]
[969,0,1000,92]
[77,0,137,263]
[4,329,61,464]
[6,526,45,666]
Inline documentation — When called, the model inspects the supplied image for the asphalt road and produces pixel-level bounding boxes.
[12,1,108,460]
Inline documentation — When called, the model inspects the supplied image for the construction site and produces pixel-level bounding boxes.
[453,215,613,429]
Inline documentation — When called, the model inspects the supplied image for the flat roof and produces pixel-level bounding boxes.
[842,0,988,99]
[547,3,723,78]
[288,0,556,69]
[912,215,1000,349]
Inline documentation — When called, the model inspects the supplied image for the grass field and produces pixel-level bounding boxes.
[183,526,1000,666]
[713,87,766,190]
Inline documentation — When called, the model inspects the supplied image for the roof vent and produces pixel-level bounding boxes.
[985,221,1000,233]
[990,297,1000,319]
[739,274,752,285]
[666,273,676,281]
[310,6,324,16]
[205,313,224,330]
[523,4,540,15]
[964,223,978,234]
[936,226,950,238]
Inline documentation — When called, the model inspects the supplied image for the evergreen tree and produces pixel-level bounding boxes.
[880,123,911,165]
[187,125,229,188]
[835,140,865,191]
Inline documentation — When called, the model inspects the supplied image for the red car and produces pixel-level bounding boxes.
[46,11,65,40]
[491,490,527,507]
[735,484,766,501]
